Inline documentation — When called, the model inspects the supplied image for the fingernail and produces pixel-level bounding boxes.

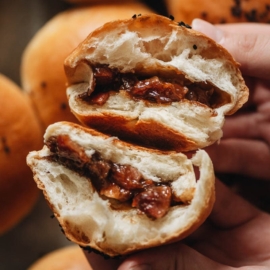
[191,19,224,43]
[129,265,151,270]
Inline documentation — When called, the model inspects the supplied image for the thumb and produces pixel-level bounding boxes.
[191,19,270,79]
[117,243,232,270]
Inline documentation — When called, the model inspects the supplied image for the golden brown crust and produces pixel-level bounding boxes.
[165,0,270,25]
[21,3,154,132]
[28,245,91,270]
[0,74,42,235]
[71,110,197,151]
[64,14,242,72]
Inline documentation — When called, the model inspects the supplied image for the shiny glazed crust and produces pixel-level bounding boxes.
[64,14,248,152]
[27,121,215,257]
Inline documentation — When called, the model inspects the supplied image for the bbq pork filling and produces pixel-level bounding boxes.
[46,134,193,220]
[79,65,231,108]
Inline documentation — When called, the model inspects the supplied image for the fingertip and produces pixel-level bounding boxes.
[191,18,224,43]
[191,18,208,30]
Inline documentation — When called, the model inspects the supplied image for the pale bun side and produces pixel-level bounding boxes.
[165,0,270,25]
[28,245,91,270]
[27,121,215,257]
[64,14,248,151]
[21,3,154,132]
[0,74,42,235]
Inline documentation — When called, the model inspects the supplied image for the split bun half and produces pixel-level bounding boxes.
[64,14,248,151]
[27,121,215,257]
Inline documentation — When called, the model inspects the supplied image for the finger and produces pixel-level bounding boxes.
[222,112,263,139]
[209,179,260,229]
[84,251,123,270]
[118,243,232,270]
[206,139,270,180]
[189,180,270,267]
[192,19,270,79]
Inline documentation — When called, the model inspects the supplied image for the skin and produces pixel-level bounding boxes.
[197,20,270,180]
[85,20,270,270]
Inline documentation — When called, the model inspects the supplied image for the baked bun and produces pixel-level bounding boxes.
[64,14,248,152]
[165,0,270,25]
[0,74,42,235]
[27,121,215,257]
[63,0,136,4]
[21,3,153,132]
[28,245,91,270]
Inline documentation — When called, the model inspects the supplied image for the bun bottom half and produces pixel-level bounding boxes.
[27,122,215,257]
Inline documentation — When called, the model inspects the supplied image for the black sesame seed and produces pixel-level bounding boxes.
[245,9,257,22]
[201,12,208,18]
[169,15,174,20]
[40,81,47,89]
[193,44,197,50]
[231,6,242,17]
[4,145,10,154]
[50,214,55,219]
[185,24,192,29]
[138,14,141,17]
[178,21,186,26]
[2,137,10,154]
[60,103,67,110]
[132,14,137,19]
[220,18,227,24]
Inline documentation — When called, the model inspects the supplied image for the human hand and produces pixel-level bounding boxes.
[192,20,270,180]
[86,179,270,270]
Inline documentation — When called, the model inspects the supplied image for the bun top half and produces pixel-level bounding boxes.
[64,14,248,151]
[65,14,248,115]
[27,121,215,256]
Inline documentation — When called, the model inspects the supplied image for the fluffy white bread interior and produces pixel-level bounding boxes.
[27,122,215,257]
[65,14,248,151]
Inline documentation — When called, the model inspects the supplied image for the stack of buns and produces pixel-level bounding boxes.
[26,14,248,257]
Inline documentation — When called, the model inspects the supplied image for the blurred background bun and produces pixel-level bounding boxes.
[63,0,136,4]
[165,0,270,24]
[0,74,42,235]
[21,2,154,132]
[28,245,91,270]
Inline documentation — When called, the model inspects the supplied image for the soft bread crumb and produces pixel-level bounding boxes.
[27,122,215,257]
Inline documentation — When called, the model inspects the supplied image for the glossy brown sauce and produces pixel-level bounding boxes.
[46,135,182,219]
[79,65,227,108]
